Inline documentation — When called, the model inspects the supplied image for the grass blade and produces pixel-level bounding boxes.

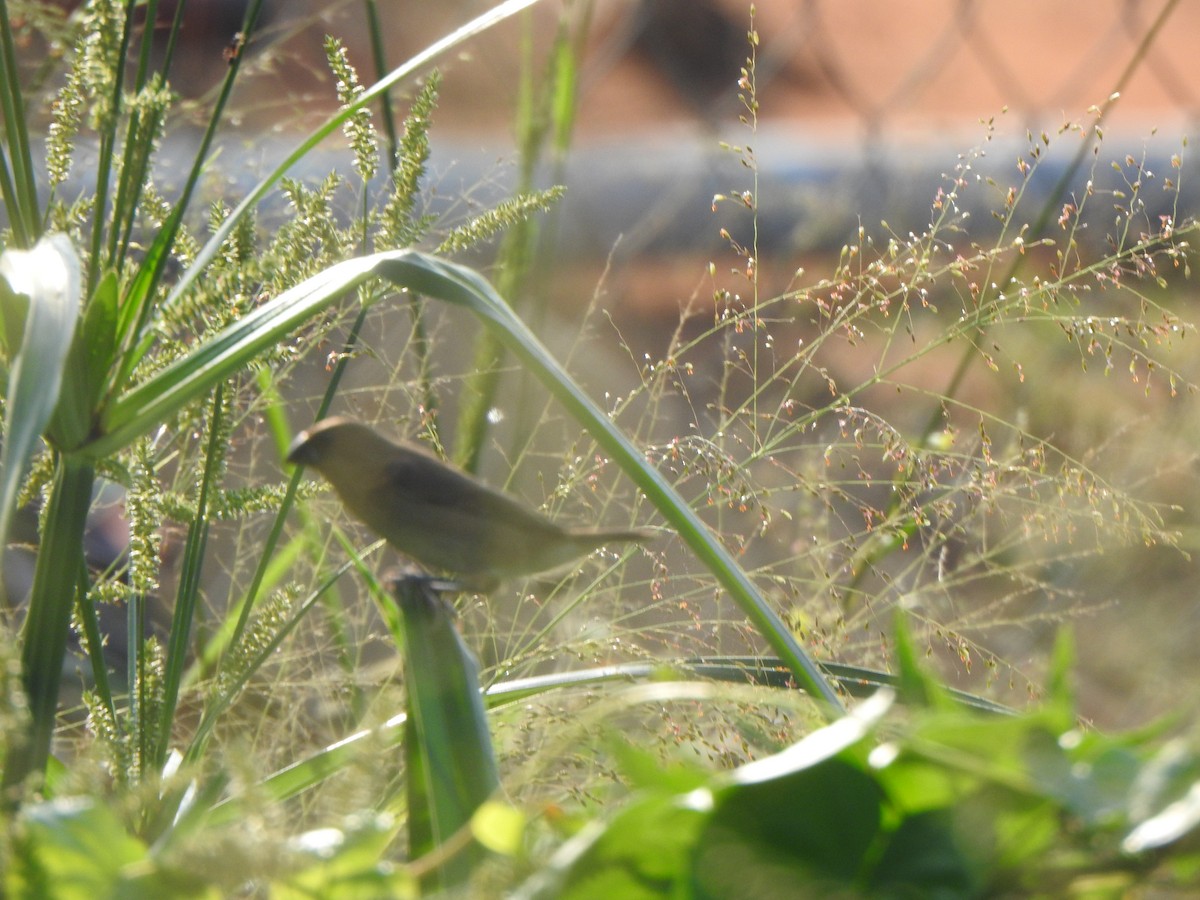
[0,0,41,245]
[3,456,94,789]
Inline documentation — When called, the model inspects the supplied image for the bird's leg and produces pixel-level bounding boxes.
[384,567,466,602]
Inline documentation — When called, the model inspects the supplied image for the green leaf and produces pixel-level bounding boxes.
[608,737,711,795]
[0,234,81,555]
[472,801,527,856]
[892,608,953,710]
[1044,627,1078,728]
[276,813,414,899]
[93,253,387,457]
[47,269,119,449]
[523,793,709,900]
[6,457,94,787]
[694,758,885,894]
[391,576,499,886]
[871,809,980,898]
[9,798,145,898]
[1127,738,1200,829]
[730,689,892,786]
[1124,780,1200,853]
[6,796,216,899]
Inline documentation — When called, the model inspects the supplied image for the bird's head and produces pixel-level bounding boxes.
[286,417,370,470]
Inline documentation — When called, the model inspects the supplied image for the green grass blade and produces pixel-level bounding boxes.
[72,557,115,727]
[208,712,405,827]
[3,456,95,789]
[153,387,225,770]
[392,577,498,885]
[109,0,267,395]
[48,269,118,451]
[362,0,400,165]
[209,654,1006,828]
[485,658,1010,715]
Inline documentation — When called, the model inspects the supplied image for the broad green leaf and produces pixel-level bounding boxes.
[472,801,527,856]
[608,737,711,795]
[0,234,81,555]
[1127,738,1200,828]
[6,796,216,899]
[730,689,892,785]
[694,758,884,893]
[871,809,981,898]
[276,813,414,899]
[517,793,709,900]
[1124,781,1200,853]
[8,797,146,899]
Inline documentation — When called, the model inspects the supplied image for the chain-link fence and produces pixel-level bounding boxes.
[538,0,1197,267]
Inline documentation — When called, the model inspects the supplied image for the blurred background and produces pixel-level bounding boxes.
[134,0,1200,329]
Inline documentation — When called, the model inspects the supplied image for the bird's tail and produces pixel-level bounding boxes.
[571,527,656,549]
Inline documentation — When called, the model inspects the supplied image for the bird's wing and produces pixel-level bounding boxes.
[380,454,558,534]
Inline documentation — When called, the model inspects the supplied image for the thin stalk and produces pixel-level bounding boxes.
[110,0,172,271]
[128,536,147,775]
[153,385,224,770]
[0,0,40,244]
[183,559,355,767]
[363,0,399,165]
[455,11,565,471]
[129,0,162,90]
[220,303,371,670]
[84,1,137,296]
[74,557,115,724]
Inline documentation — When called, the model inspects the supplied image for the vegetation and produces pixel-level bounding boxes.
[0,0,1198,896]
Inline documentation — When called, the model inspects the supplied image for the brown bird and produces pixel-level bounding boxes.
[286,417,653,591]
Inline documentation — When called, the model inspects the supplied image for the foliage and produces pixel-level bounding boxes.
[0,0,1199,897]
[514,627,1200,900]
[7,624,1200,898]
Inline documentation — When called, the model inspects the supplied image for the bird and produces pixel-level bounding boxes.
[286,417,654,591]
